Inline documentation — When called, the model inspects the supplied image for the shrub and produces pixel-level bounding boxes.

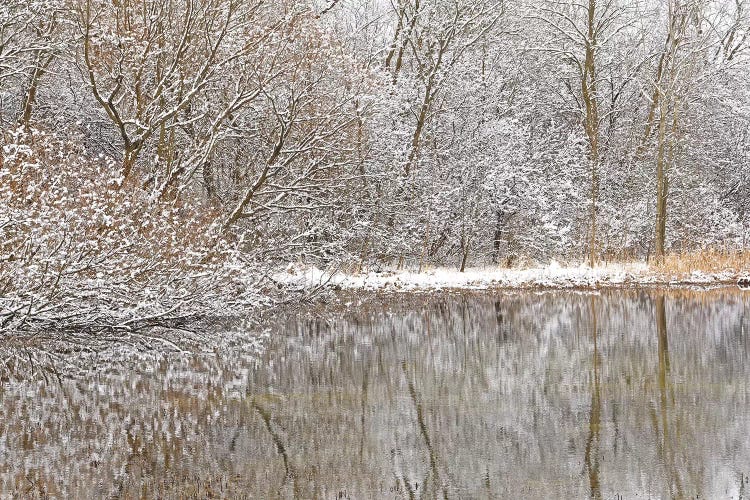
[0,127,243,332]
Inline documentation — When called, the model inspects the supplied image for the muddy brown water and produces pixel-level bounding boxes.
[1,288,749,498]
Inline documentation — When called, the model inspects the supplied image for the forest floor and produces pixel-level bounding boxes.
[274,261,743,293]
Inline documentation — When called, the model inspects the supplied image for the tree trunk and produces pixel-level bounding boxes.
[392,0,420,84]
[418,220,431,273]
[459,235,470,273]
[492,209,504,265]
[203,160,216,200]
[19,54,54,128]
[582,0,601,268]
[404,79,433,177]
[385,2,406,70]
[122,146,138,186]
[654,100,669,261]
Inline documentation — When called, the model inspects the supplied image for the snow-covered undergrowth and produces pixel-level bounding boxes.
[1,127,739,335]
[275,262,739,292]
[0,127,264,333]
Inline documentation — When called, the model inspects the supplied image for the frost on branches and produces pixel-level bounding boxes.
[0,127,251,333]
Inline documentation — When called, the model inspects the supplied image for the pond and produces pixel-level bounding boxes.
[1,288,749,498]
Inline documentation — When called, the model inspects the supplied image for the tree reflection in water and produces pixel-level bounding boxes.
[585,295,602,500]
[1,289,749,498]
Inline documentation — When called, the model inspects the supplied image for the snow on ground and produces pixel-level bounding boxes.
[274,262,739,292]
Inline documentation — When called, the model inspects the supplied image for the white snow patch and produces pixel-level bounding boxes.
[271,262,718,292]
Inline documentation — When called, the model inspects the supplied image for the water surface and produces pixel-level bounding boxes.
[1,289,749,498]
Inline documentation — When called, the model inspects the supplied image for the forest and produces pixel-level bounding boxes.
[1,0,749,330]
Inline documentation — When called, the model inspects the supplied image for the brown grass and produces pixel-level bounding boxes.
[652,249,750,276]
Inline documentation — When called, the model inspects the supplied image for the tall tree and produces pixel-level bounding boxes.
[536,0,631,266]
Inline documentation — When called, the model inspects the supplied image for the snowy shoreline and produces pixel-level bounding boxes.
[274,263,742,293]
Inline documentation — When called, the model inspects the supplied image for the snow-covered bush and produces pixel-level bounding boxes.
[0,127,247,332]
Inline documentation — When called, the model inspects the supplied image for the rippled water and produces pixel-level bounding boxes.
[2,289,750,498]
